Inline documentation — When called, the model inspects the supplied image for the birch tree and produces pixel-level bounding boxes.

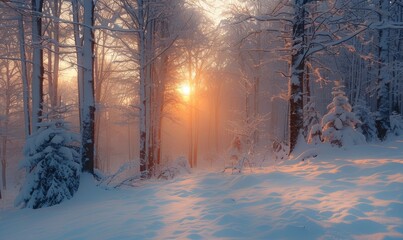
[117,0,152,176]
[31,0,44,133]
[69,0,96,173]
[81,0,96,173]
[119,0,167,176]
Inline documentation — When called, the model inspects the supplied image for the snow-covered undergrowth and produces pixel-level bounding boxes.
[1,139,403,240]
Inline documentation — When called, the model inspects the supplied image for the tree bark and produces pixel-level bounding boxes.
[289,0,306,154]
[48,0,61,108]
[145,3,155,175]
[1,61,13,190]
[138,0,148,176]
[376,0,391,140]
[18,4,31,137]
[1,135,6,190]
[81,0,96,173]
[31,0,44,133]
[72,0,84,130]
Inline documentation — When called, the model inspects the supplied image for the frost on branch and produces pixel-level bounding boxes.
[15,119,81,209]
[321,82,365,147]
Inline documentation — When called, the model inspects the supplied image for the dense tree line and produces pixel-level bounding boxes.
[222,0,403,152]
[0,0,402,206]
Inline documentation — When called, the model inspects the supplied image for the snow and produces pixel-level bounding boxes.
[390,112,403,136]
[15,120,81,209]
[1,139,403,239]
[321,84,365,147]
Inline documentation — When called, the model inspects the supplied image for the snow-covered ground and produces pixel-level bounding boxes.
[1,138,403,240]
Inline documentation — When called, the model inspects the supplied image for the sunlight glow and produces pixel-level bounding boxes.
[178,82,192,100]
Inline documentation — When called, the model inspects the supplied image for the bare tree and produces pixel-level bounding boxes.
[43,0,62,108]
[81,0,96,173]
[31,0,44,133]
[17,0,31,137]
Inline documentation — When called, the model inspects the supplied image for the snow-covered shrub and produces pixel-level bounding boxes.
[303,101,322,140]
[98,161,141,188]
[15,119,81,209]
[158,156,191,180]
[308,123,322,144]
[390,111,403,136]
[321,83,365,147]
[353,99,377,142]
[228,136,243,164]
[225,113,266,173]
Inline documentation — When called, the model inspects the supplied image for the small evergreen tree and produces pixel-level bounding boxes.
[353,99,378,142]
[390,111,403,136]
[15,118,81,209]
[321,82,365,147]
[304,101,322,144]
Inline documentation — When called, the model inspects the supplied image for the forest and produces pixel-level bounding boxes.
[0,0,403,239]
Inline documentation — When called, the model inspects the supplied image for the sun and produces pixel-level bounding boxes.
[178,82,191,100]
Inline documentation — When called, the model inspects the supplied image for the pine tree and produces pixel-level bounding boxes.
[321,82,365,147]
[353,99,378,142]
[15,118,81,209]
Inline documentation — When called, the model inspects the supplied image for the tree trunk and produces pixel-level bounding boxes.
[1,135,6,190]
[187,48,195,168]
[31,0,44,133]
[145,6,155,175]
[193,94,199,168]
[48,0,61,108]
[289,0,306,154]
[94,32,107,170]
[376,0,391,140]
[153,54,167,167]
[18,6,31,137]
[253,18,262,147]
[47,39,53,104]
[72,0,84,129]
[188,101,193,167]
[81,0,95,173]
[215,84,221,155]
[1,63,12,190]
[137,0,148,176]
[53,0,61,107]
